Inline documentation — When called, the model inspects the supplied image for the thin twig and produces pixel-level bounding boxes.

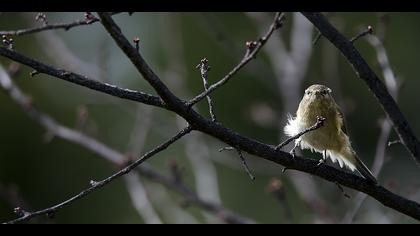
[235,149,256,180]
[335,182,351,199]
[350,25,373,43]
[276,116,326,150]
[196,58,217,122]
[0,12,120,36]
[187,12,286,107]
[3,119,192,224]
[219,147,255,180]
[388,140,402,147]
[312,30,322,45]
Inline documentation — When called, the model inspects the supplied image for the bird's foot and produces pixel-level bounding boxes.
[316,158,325,168]
[289,148,296,158]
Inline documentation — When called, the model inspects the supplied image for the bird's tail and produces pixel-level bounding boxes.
[328,149,377,184]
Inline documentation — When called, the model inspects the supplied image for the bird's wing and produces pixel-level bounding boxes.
[336,106,347,134]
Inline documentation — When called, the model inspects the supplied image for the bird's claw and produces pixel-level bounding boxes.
[289,148,296,158]
[315,158,324,168]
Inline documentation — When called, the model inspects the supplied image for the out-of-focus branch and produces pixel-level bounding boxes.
[342,33,399,223]
[138,163,254,224]
[302,12,420,166]
[124,173,162,224]
[124,105,162,224]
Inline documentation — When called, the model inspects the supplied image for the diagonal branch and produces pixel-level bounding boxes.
[301,12,420,166]
[0,47,165,108]
[2,113,192,224]
[97,12,183,109]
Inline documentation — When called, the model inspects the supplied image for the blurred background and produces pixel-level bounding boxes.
[0,12,419,224]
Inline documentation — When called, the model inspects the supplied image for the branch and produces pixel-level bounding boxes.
[350,25,373,43]
[124,173,163,224]
[97,12,182,109]
[0,12,121,36]
[196,58,217,122]
[219,147,255,180]
[187,12,286,106]
[276,116,326,150]
[301,12,420,166]
[0,47,165,108]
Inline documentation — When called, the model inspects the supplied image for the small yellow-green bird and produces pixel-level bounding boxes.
[284,84,377,183]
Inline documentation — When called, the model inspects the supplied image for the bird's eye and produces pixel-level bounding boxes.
[305,91,311,95]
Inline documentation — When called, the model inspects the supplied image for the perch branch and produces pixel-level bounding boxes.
[276,116,326,150]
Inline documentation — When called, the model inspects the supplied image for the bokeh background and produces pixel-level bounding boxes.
[0,12,419,224]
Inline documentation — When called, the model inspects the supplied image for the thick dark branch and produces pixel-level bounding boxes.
[97,12,183,110]
[187,12,285,106]
[0,47,165,108]
[302,12,420,165]
[0,12,120,36]
[4,126,192,224]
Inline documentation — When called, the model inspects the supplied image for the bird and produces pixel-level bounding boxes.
[284,84,377,183]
